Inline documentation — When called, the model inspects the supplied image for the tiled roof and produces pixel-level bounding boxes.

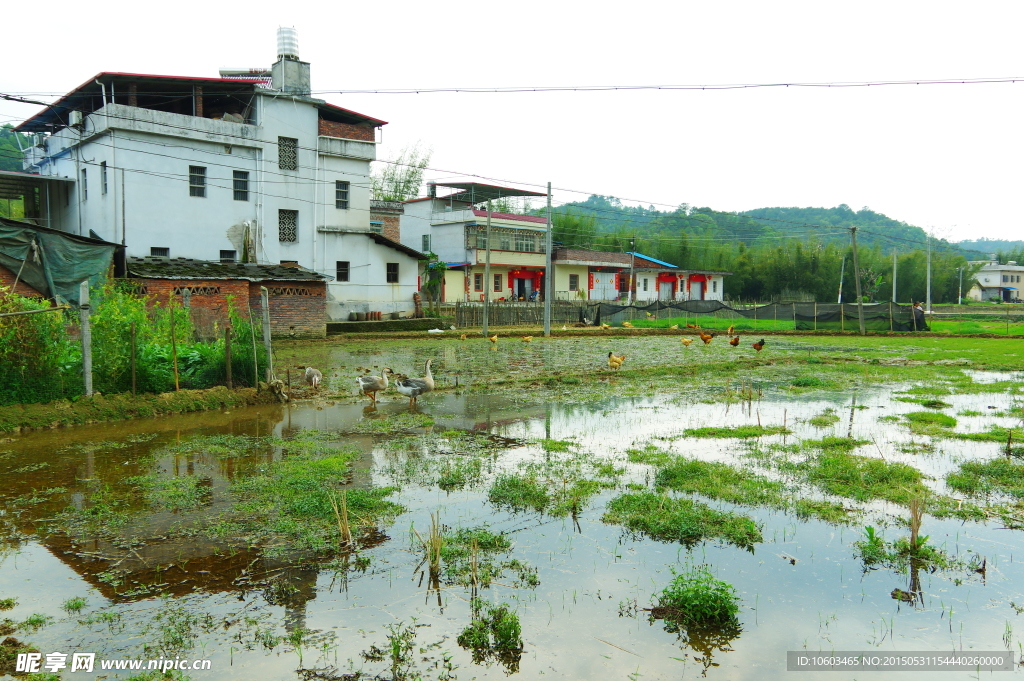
[126,257,327,281]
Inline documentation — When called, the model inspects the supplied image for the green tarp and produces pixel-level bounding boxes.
[0,217,119,305]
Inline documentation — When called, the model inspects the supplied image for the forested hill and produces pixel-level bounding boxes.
[554,196,980,255]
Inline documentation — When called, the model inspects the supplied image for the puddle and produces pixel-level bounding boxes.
[1,341,1023,680]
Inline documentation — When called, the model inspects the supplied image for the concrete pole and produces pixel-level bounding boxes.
[544,182,553,337]
[850,227,866,335]
[958,267,963,305]
[79,281,93,396]
[627,237,636,304]
[260,286,274,383]
[892,249,897,303]
[482,201,492,336]
[926,233,932,313]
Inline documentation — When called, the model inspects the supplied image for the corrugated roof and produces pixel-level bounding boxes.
[471,209,547,224]
[628,252,678,268]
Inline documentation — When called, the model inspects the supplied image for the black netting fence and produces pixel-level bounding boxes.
[454,300,927,331]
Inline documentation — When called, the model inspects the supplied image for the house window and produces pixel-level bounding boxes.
[101,161,108,195]
[386,263,399,283]
[569,274,580,291]
[233,171,249,201]
[220,250,236,262]
[150,247,169,257]
[336,261,350,282]
[712,280,718,293]
[335,180,349,209]
[474,273,483,291]
[278,209,298,242]
[422,234,431,252]
[493,274,502,292]
[370,222,384,234]
[80,169,87,200]
[515,233,535,252]
[278,137,298,170]
[475,232,487,249]
[1004,275,1009,283]
[642,278,649,292]
[499,235,511,250]
[189,166,206,197]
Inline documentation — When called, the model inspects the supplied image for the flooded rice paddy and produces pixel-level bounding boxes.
[2,335,1024,680]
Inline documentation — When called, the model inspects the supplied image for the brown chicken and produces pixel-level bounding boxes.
[752,338,766,352]
[700,331,715,346]
[607,352,627,370]
[686,323,701,329]
[727,325,735,335]
[729,336,740,347]
[521,336,533,342]
[488,334,499,343]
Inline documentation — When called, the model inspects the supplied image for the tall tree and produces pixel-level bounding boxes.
[371,142,432,201]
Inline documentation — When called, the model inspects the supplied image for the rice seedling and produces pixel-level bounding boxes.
[411,512,444,582]
[61,596,88,615]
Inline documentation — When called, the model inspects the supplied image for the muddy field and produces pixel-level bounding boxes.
[1,334,1023,680]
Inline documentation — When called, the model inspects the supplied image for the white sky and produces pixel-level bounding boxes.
[3,0,1022,243]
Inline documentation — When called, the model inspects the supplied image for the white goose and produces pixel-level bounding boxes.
[357,367,392,403]
[304,366,323,390]
[395,359,435,406]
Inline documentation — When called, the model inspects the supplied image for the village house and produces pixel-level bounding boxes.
[399,181,548,302]
[8,29,425,328]
[966,260,1024,302]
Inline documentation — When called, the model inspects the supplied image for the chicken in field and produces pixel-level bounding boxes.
[600,323,611,330]
[459,333,467,340]
[729,336,740,347]
[686,323,701,329]
[561,325,567,331]
[607,352,627,370]
[622,321,634,328]
[727,325,735,335]
[681,337,693,348]
[304,366,323,390]
[752,338,766,353]
[488,334,499,343]
[699,331,715,346]
[669,324,679,330]
[521,336,533,343]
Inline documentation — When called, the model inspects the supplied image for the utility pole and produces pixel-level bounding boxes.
[850,227,866,335]
[925,232,932,313]
[837,256,845,304]
[627,237,636,304]
[892,249,897,303]
[79,281,93,396]
[958,266,963,305]
[482,200,492,336]
[543,182,553,337]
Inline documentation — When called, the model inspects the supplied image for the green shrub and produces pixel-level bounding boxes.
[657,567,741,626]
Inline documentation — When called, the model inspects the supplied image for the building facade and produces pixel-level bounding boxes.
[967,261,1024,302]
[13,34,424,320]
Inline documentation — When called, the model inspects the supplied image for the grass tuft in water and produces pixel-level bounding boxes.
[904,411,958,428]
[808,409,841,428]
[488,475,550,512]
[683,425,791,438]
[655,566,741,627]
[603,492,762,549]
[791,451,928,505]
[458,598,523,670]
[947,458,1024,499]
[61,597,88,615]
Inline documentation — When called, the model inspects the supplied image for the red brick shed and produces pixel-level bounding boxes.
[126,257,328,339]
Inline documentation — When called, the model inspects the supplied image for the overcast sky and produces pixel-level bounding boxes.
[3,0,1022,243]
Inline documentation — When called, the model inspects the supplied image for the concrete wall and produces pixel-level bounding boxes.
[323,233,421,319]
[553,264,589,301]
[442,269,466,303]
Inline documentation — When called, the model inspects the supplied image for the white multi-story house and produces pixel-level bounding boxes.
[967,260,1024,302]
[13,30,425,321]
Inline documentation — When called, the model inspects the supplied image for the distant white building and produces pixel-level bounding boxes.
[12,29,424,320]
[967,260,1024,302]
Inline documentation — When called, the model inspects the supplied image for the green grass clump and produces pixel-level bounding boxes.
[802,436,868,452]
[904,412,957,428]
[854,526,957,572]
[488,475,550,512]
[951,426,1024,442]
[0,598,15,611]
[796,451,927,505]
[808,409,840,427]
[656,566,741,627]
[603,492,762,548]
[62,597,88,614]
[458,599,523,666]
[655,458,787,507]
[947,458,1024,498]
[627,445,674,466]
[790,376,825,388]
[538,438,573,452]
[436,457,483,490]
[128,474,211,511]
[683,425,791,438]
[436,526,537,587]
[794,499,859,523]
[232,450,403,550]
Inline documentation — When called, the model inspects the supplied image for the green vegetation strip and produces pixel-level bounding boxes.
[603,492,762,548]
[683,425,791,438]
[947,458,1024,498]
